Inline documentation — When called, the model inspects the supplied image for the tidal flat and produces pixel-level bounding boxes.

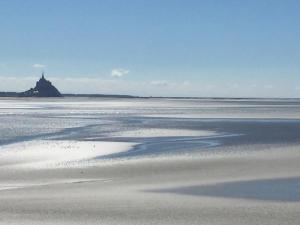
[0,97,300,225]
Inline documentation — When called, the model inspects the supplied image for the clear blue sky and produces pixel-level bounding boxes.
[0,0,300,97]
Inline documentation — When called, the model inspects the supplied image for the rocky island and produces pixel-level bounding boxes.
[19,73,62,97]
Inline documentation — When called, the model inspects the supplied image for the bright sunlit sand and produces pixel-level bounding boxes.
[0,140,135,168]
[111,128,217,138]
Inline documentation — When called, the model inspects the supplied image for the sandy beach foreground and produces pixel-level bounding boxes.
[0,143,299,225]
[1,98,300,224]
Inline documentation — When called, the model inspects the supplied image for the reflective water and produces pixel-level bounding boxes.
[1,97,300,158]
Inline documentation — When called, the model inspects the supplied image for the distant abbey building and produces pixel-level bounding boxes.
[19,73,62,97]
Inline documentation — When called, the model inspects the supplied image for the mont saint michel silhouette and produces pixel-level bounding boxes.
[0,73,134,98]
[19,73,62,97]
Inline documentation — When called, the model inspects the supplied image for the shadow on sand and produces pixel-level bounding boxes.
[147,177,300,202]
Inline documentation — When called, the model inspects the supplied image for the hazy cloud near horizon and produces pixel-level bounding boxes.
[32,64,46,68]
[111,69,129,78]
[0,76,299,98]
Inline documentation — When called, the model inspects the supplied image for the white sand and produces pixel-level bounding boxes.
[0,143,299,225]
[0,140,135,169]
[111,128,217,138]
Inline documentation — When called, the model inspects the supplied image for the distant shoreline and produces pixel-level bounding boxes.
[0,91,300,100]
[0,92,137,98]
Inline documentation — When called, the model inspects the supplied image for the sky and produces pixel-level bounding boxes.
[0,0,300,97]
